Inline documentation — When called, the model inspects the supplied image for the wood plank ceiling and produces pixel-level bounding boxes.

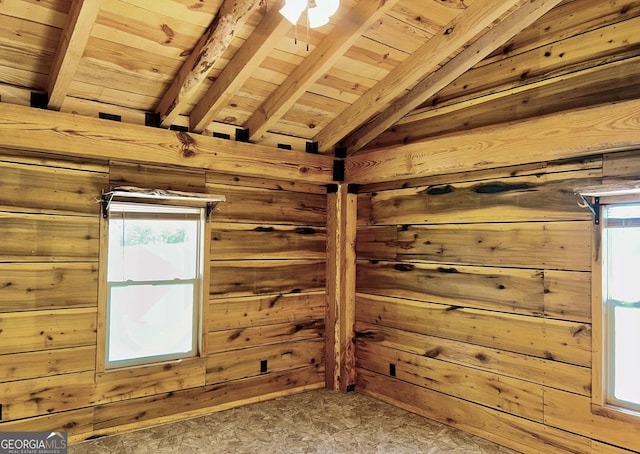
[0,0,638,156]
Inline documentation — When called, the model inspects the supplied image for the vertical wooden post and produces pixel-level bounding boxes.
[325,183,357,391]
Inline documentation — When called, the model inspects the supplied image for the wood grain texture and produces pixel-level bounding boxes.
[209,259,326,297]
[0,211,99,262]
[206,183,327,225]
[0,408,94,444]
[315,0,521,152]
[0,346,96,383]
[0,103,334,184]
[0,308,97,355]
[244,0,400,142]
[0,158,107,215]
[355,321,591,396]
[357,260,545,316]
[357,341,544,421]
[47,0,101,109]
[206,339,324,384]
[207,292,325,331]
[156,0,262,126]
[347,99,640,184]
[92,365,324,434]
[362,171,599,225]
[357,369,592,454]
[190,2,292,132]
[357,222,591,271]
[211,222,326,259]
[345,0,564,152]
[544,388,640,452]
[207,320,324,353]
[0,263,98,312]
[325,184,357,391]
[356,293,591,366]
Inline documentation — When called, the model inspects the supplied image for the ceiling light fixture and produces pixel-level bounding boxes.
[280,0,339,28]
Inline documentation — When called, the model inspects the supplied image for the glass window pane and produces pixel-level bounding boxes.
[606,226,640,303]
[108,218,199,282]
[108,283,195,363]
[613,305,640,405]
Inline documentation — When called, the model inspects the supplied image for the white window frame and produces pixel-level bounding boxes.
[104,201,205,369]
[581,183,640,422]
[600,201,640,414]
[96,187,223,372]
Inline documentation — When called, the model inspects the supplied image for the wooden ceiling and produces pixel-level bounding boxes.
[0,0,638,156]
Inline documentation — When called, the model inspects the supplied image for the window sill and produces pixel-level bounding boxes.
[95,356,206,383]
[591,403,640,425]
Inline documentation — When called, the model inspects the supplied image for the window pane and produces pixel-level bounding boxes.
[108,218,199,282]
[108,283,195,363]
[606,226,640,303]
[613,305,640,405]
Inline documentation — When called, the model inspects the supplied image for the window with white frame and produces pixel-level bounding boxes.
[601,202,640,412]
[104,201,205,369]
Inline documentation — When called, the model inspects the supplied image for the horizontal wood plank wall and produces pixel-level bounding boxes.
[353,152,640,453]
[0,151,326,442]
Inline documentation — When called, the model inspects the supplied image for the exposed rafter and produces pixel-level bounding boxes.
[342,0,564,154]
[314,0,523,153]
[190,1,292,133]
[155,0,262,128]
[47,0,102,110]
[242,0,401,143]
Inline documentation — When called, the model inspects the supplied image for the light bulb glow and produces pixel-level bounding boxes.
[280,0,339,28]
[279,0,306,25]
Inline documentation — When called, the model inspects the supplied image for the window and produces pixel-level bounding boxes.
[601,203,640,412]
[104,201,205,369]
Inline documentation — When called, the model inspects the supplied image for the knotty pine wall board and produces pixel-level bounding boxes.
[354,322,591,397]
[356,341,544,421]
[357,221,591,271]
[205,338,324,384]
[206,319,324,353]
[357,369,592,454]
[209,259,326,297]
[207,183,327,226]
[544,388,640,453]
[356,293,590,367]
[0,148,327,442]
[0,263,98,312]
[360,170,598,225]
[353,139,640,453]
[210,222,326,260]
[91,366,324,434]
[207,292,325,331]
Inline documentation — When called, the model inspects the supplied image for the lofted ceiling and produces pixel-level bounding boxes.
[0,0,639,157]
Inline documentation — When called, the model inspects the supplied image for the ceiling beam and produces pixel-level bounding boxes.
[342,0,564,154]
[0,102,334,184]
[243,0,401,143]
[155,0,261,128]
[314,0,523,153]
[190,1,292,133]
[47,0,102,110]
[346,99,640,185]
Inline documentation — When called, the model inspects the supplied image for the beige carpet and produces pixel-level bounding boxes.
[69,389,519,453]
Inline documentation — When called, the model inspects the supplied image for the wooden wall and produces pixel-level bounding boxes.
[0,150,327,442]
[352,142,640,452]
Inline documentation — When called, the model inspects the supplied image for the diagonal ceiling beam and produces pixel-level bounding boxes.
[155,0,261,128]
[314,0,525,153]
[243,0,401,143]
[47,0,102,110]
[342,0,564,153]
[190,1,292,133]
